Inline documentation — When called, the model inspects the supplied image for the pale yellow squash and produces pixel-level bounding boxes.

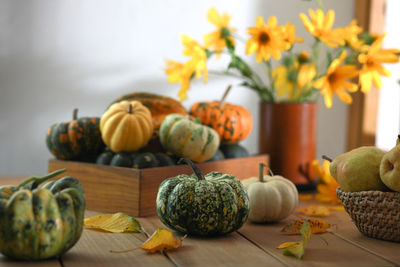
[242,163,298,223]
[100,100,153,152]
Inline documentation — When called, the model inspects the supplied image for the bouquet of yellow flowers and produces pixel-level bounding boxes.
[165,6,400,108]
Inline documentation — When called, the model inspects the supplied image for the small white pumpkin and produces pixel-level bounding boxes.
[242,163,299,223]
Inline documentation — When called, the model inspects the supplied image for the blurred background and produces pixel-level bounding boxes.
[0,0,398,175]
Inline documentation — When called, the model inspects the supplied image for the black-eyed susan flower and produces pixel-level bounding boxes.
[339,19,363,50]
[313,51,359,108]
[246,16,289,63]
[283,22,303,48]
[203,8,236,56]
[299,9,344,48]
[181,35,208,83]
[164,60,194,101]
[358,35,400,93]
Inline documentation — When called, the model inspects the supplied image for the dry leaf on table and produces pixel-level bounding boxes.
[298,194,313,201]
[297,205,330,217]
[84,212,142,233]
[110,228,186,254]
[281,219,331,235]
[140,228,186,253]
[277,221,311,259]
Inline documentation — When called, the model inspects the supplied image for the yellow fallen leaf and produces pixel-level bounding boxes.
[277,221,311,259]
[140,228,186,253]
[84,212,142,233]
[329,205,345,211]
[298,194,313,201]
[110,228,186,254]
[297,205,330,217]
[276,242,300,249]
[281,219,331,235]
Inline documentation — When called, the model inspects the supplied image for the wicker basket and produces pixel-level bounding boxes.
[336,188,400,242]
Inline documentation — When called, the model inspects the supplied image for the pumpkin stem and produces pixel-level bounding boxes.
[17,168,67,190]
[322,155,332,162]
[127,103,134,114]
[220,85,232,106]
[178,158,205,181]
[73,108,78,120]
[258,163,266,182]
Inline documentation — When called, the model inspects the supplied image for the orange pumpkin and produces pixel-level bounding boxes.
[189,86,253,144]
[109,93,186,131]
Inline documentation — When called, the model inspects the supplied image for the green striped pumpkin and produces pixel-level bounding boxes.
[159,114,220,162]
[156,158,249,236]
[0,169,85,260]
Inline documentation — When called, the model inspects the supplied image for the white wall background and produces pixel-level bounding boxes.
[376,0,400,151]
[0,0,354,175]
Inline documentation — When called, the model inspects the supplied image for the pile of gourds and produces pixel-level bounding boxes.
[46,86,254,169]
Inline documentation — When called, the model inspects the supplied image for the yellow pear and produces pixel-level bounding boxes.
[329,146,389,192]
[379,135,400,192]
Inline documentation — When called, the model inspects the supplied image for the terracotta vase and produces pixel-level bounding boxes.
[259,102,317,190]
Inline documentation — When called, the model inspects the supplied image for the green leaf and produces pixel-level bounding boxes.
[282,221,311,259]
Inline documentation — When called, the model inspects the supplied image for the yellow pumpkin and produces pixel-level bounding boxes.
[242,163,298,223]
[100,100,153,152]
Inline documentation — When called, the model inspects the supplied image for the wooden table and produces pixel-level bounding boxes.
[1,177,399,267]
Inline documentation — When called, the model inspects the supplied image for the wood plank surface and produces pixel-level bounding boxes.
[138,216,287,267]
[61,212,174,267]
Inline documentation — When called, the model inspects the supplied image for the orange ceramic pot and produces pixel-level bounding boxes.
[259,102,317,190]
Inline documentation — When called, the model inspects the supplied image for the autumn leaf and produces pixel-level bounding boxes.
[140,228,186,253]
[281,219,331,235]
[297,205,330,217]
[277,221,311,259]
[298,194,313,201]
[84,212,142,233]
[110,228,186,254]
[329,205,345,211]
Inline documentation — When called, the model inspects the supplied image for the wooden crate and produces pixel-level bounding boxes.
[48,154,269,217]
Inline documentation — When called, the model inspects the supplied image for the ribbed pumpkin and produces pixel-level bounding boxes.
[46,109,104,161]
[190,85,253,144]
[0,169,85,260]
[156,158,249,236]
[109,92,187,131]
[241,163,298,223]
[159,114,220,162]
[100,100,153,152]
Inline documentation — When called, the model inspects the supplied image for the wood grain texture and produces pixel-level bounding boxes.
[138,216,287,267]
[61,211,174,267]
[48,155,269,217]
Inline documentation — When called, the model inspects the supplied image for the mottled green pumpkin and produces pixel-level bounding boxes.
[46,109,104,161]
[159,114,220,162]
[156,159,249,236]
[0,169,85,260]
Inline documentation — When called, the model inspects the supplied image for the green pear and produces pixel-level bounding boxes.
[329,146,389,192]
[379,135,400,192]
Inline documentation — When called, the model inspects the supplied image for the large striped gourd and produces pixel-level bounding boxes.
[156,158,249,236]
[0,169,85,260]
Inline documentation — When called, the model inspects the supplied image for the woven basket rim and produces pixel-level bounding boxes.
[336,187,400,198]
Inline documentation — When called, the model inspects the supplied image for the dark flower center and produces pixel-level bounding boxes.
[328,73,337,83]
[259,33,270,43]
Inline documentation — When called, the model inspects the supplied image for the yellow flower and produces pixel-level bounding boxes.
[283,22,303,47]
[358,35,400,93]
[297,63,316,90]
[299,9,344,48]
[272,65,294,98]
[164,60,193,101]
[339,19,363,50]
[203,8,236,56]
[313,51,359,108]
[181,35,208,82]
[311,160,340,205]
[246,16,289,63]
